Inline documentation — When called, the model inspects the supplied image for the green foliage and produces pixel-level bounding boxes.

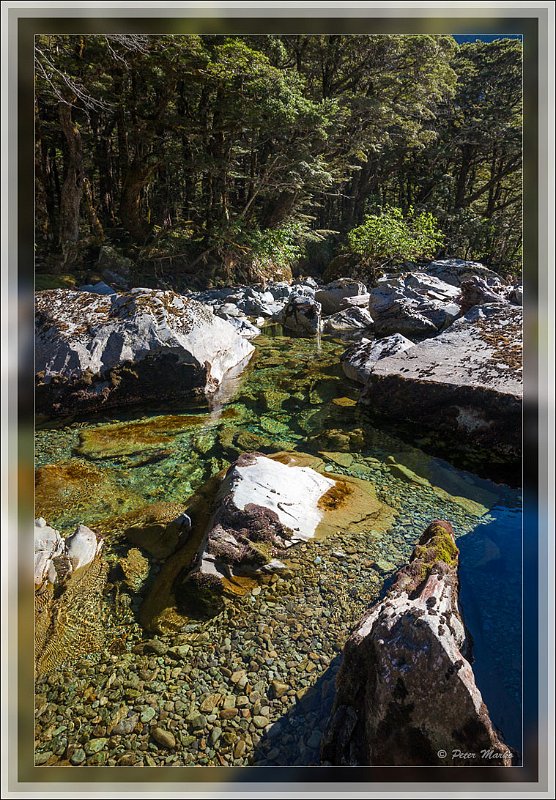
[347,206,444,266]
[34,34,522,283]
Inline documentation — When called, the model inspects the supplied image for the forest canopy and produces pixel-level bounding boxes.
[34,34,522,286]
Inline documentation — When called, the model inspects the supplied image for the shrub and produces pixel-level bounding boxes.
[347,205,444,268]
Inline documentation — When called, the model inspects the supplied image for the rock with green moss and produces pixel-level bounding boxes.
[321,519,512,767]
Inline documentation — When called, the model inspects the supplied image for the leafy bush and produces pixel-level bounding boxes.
[347,206,444,267]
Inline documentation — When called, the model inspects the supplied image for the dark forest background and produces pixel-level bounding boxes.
[34,34,522,288]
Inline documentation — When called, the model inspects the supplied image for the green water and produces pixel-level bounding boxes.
[34,330,523,761]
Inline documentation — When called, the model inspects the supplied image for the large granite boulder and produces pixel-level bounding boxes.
[280,295,322,336]
[425,258,503,287]
[35,288,255,416]
[315,279,368,316]
[34,518,107,677]
[321,520,512,767]
[141,452,395,631]
[341,334,414,384]
[369,273,460,338]
[322,306,373,335]
[363,303,522,461]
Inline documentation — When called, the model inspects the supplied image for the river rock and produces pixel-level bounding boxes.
[175,453,335,615]
[363,303,522,461]
[281,295,322,336]
[508,284,522,305]
[78,281,117,296]
[141,452,395,630]
[65,524,103,572]
[322,306,373,334]
[35,288,254,415]
[34,519,102,589]
[425,258,503,287]
[34,520,108,677]
[458,276,508,314]
[214,307,261,339]
[315,279,367,316]
[369,273,460,338]
[34,518,65,588]
[321,520,512,766]
[341,334,414,384]
[97,245,133,288]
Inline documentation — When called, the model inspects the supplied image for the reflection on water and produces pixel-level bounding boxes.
[34,330,523,764]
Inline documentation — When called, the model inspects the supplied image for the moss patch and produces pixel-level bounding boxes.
[35,460,141,529]
[77,414,206,460]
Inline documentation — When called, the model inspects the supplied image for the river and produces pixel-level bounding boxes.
[34,329,522,766]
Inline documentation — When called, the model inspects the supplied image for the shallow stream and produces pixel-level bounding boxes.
[34,329,522,766]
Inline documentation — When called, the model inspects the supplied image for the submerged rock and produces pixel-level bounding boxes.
[119,547,150,593]
[369,273,460,338]
[315,279,367,316]
[363,303,522,461]
[341,334,414,384]
[280,295,322,336]
[321,520,512,766]
[35,288,254,416]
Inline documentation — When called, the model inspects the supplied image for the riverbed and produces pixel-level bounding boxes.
[34,329,522,766]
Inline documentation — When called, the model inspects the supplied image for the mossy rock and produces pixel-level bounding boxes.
[256,389,291,412]
[309,378,342,405]
[77,414,205,460]
[35,460,142,530]
[140,474,224,633]
[96,501,188,559]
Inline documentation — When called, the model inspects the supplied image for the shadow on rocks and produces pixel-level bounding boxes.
[251,654,343,767]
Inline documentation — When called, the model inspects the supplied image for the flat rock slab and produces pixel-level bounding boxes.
[364,303,522,459]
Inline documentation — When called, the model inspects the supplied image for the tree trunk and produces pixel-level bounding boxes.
[83,177,104,243]
[119,159,154,240]
[58,103,84,269]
